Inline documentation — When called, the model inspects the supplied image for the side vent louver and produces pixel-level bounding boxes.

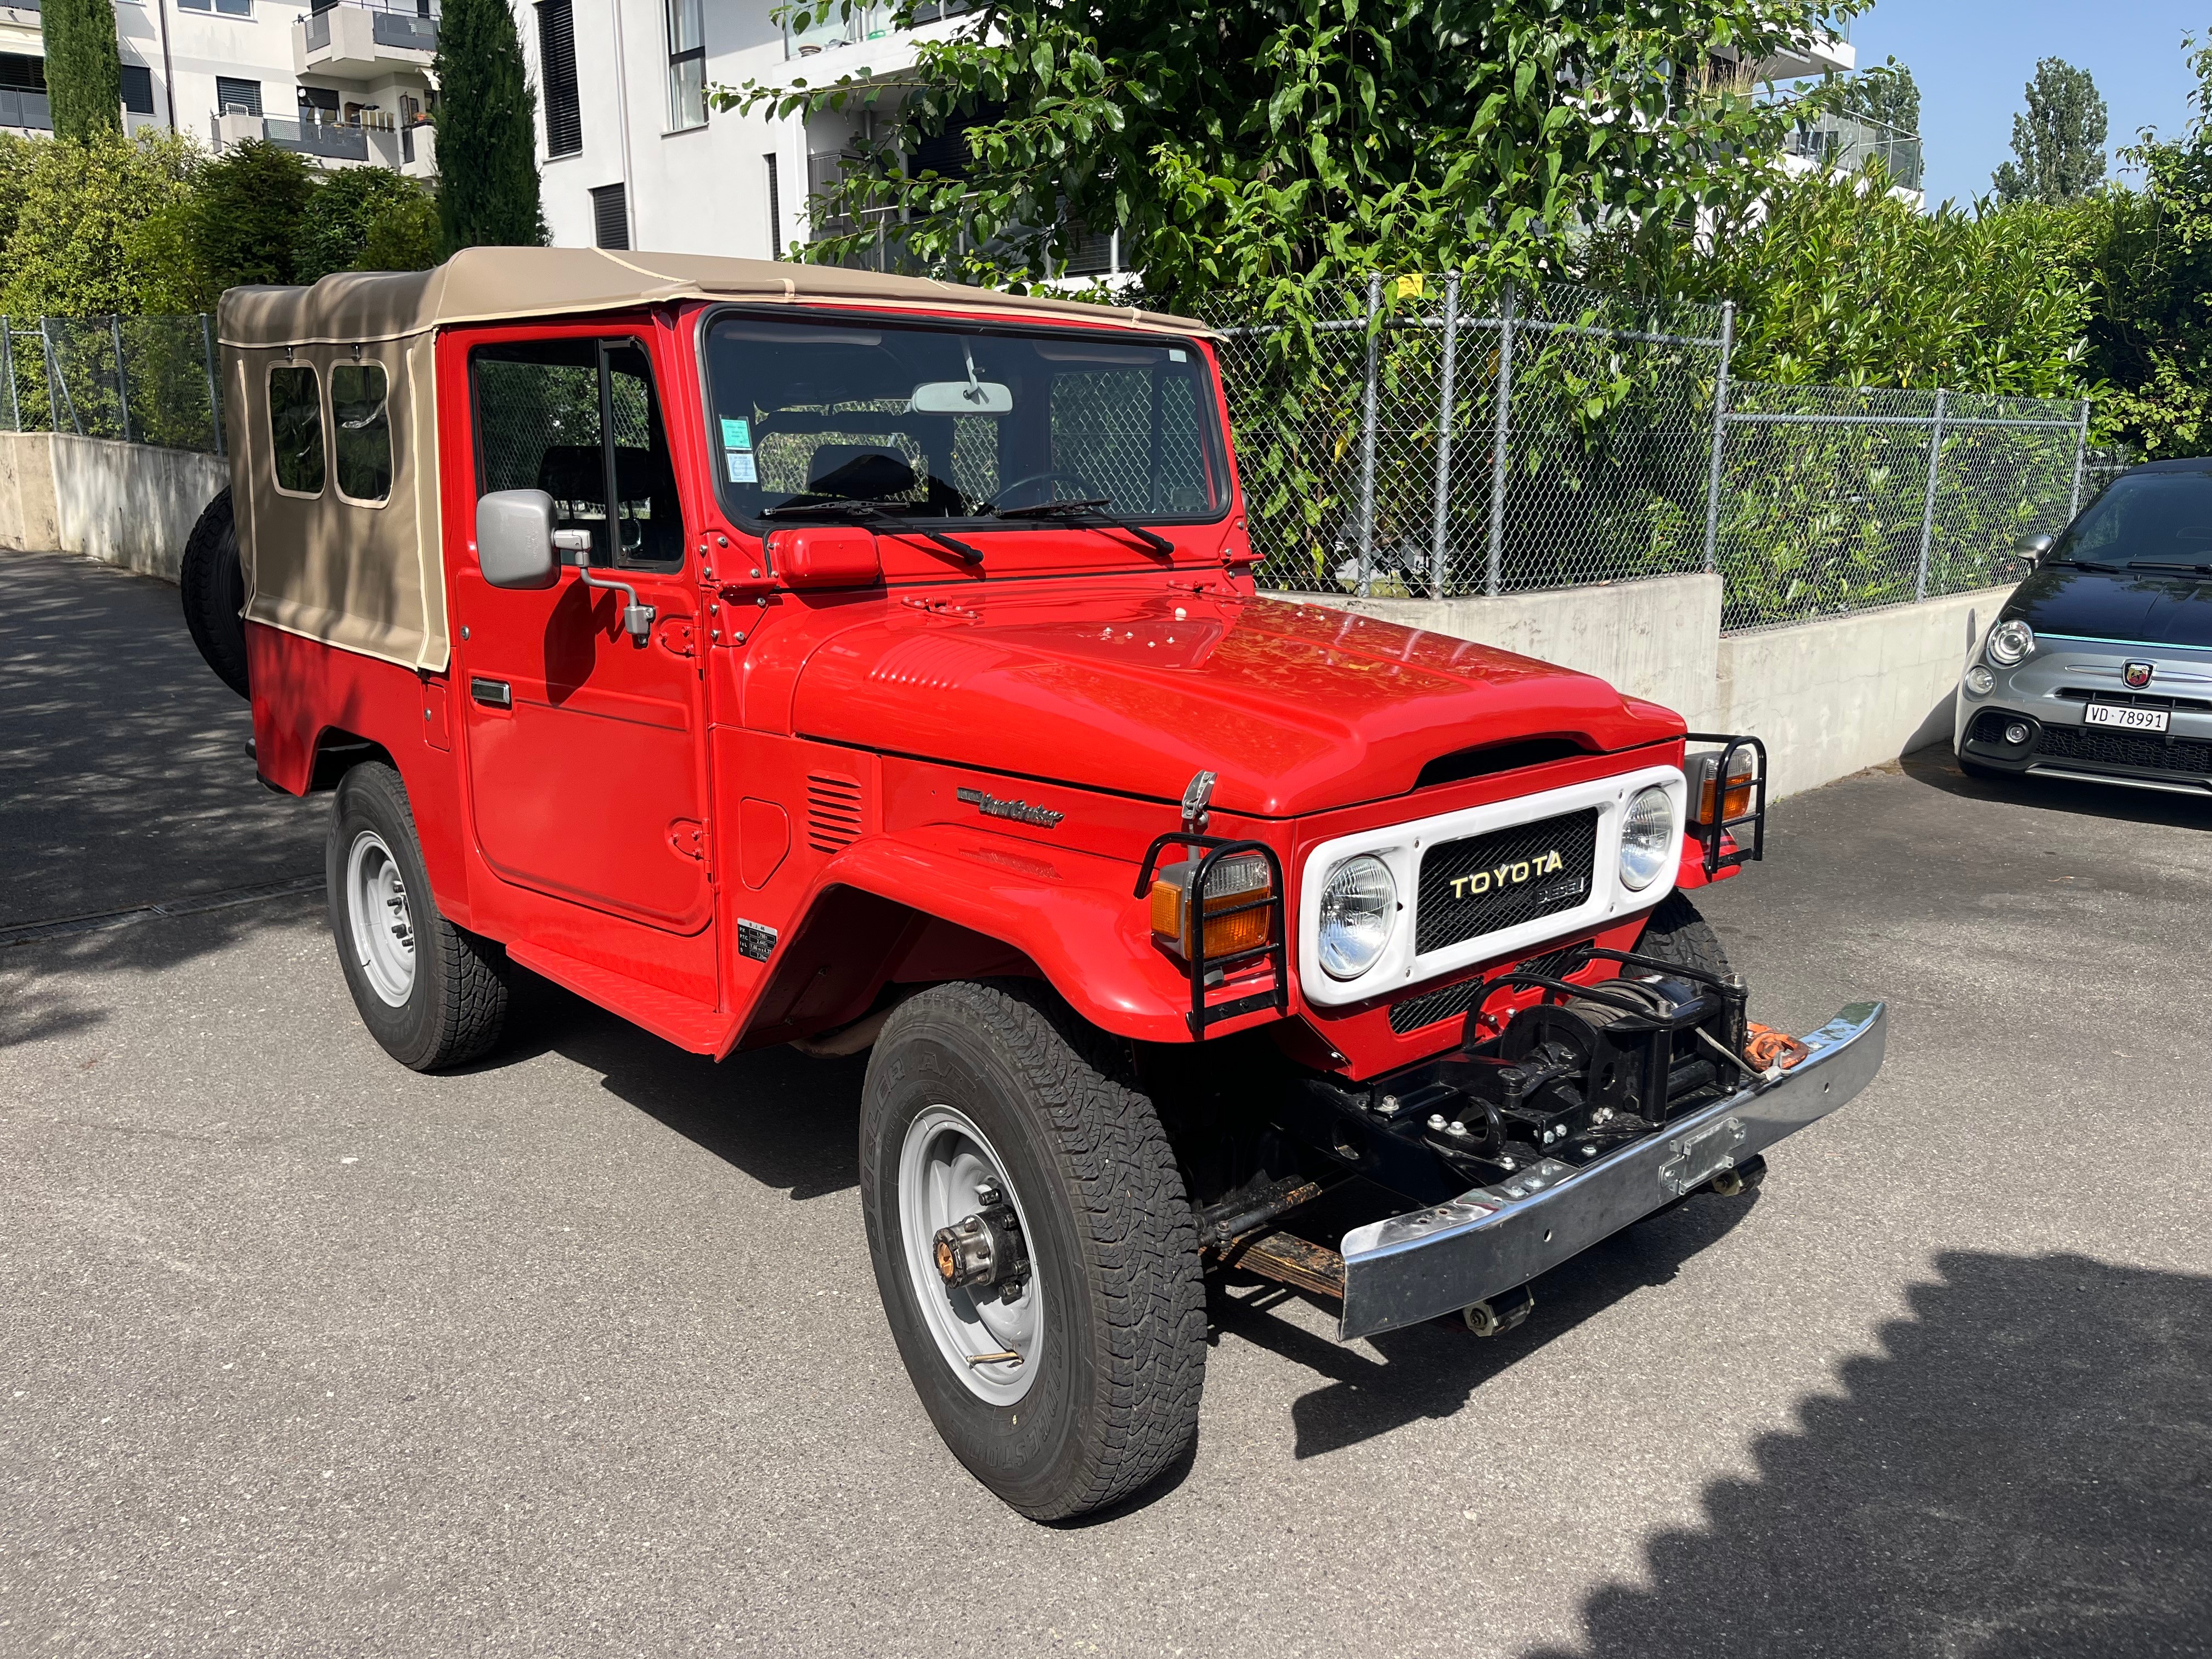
[805,772,864,853]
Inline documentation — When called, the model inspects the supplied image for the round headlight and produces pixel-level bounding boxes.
[1964,664,1995,696]
[1986,618,2035,666]
[1618,785,1675,893]
[1317,854,1396,980]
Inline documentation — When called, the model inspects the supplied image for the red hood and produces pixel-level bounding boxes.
[789,588,1683,816]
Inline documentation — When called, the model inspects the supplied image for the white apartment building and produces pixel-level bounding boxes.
[0,1,1871,247]
[0,0,435,177]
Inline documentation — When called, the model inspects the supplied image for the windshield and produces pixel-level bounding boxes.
[699,312,1229,528]
[2049,471,2212,569]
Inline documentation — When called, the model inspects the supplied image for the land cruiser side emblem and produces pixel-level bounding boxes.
[2124,661,2155,689]
[1450,849,1567,900]
[957,786,1064,828]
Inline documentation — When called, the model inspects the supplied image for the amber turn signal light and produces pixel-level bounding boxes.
[1149,851,1274,960]
[1691,748,1757,826]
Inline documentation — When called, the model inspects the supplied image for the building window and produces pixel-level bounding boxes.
[0,54,44,94]
[179,0,256,16]
[120,64,155,116]
[297,84,339,122]
[537,0,582,157]
[591,183,629,250]
[764,154,781,258]
[215,77,263,117]
[665,0,705,131]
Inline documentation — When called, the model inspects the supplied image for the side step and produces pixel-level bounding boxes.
[505,941,728,1054]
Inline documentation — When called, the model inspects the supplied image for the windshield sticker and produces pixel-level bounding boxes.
[720,416,753,452]
[1169,348,1186,362]
[726,452,758,484]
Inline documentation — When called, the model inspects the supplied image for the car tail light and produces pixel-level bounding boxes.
[1691,747,1757,827]
[1150,851,1274,959]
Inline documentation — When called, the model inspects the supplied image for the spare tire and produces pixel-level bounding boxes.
[180,487,249,699]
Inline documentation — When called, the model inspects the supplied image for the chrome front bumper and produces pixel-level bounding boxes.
[1336,1001,1888,1340]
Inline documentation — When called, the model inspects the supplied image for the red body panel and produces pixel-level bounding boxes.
[250,296,1720,1074]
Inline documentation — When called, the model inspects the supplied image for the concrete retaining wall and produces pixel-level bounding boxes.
[1285,577,2006,802]
[0,431,228,582]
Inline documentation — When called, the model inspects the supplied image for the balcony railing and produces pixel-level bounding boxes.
[0,87,49,130]
[304,0,439,54]
[785,0,972,58]
[1786,113,1922,192]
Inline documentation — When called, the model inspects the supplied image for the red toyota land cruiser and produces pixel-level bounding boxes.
[180,249,1887,1522]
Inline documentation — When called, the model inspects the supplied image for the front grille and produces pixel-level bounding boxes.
[804,772,864,851]
[1387,945,1584,1035]
[1414,808,1599,956]
[2036,724,2212,775]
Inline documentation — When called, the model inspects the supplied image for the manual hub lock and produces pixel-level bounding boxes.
[932,1195,1029,1301]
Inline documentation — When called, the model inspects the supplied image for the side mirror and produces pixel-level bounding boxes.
[2015,531,2056,558]
[774,525,882,588]
[476,488,560,589]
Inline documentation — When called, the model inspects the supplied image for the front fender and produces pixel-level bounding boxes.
[809,824,1206,1044]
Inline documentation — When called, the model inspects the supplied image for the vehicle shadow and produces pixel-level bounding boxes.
[499,969,866,1202]
[1214,1193,1759,1459]
[1523,1250,2212,1658]
[1899,743,2212,831]
[2,549,330,1047]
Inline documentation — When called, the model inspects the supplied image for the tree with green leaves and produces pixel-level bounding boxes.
[174,138,318,301]
[1838,57,1919,138]
[1993,57,2107,205]
[0,131,199,318]
[434,0,546,253]
[42,0,124,143]
[295,167,441,280]
[719,0,1871,305]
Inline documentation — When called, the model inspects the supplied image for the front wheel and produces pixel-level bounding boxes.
[326,762,510,1071]
[859,981,1206,1521]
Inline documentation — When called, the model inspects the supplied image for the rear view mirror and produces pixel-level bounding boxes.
[908,380,1013,415]
[2015,531,2056,558]
[476,489,560,589]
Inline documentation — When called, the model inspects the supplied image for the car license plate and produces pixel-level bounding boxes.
[2085,702,2171,733]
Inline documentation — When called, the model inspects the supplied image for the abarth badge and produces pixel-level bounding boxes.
[2124,661,2155,689]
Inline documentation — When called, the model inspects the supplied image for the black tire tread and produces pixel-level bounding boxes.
[873,980,1206,1520]
[331,763,509,1071]
[1637,889,1732,980]
[179,487,250,699]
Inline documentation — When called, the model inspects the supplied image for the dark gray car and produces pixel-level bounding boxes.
[1956,457,2212,796]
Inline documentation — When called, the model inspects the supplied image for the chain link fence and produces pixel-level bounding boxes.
[2,315,227,456]
[1198,276,2093,633]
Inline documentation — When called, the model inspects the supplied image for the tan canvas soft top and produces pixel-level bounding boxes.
[218,245,1209,351]
[218,248,1210,678]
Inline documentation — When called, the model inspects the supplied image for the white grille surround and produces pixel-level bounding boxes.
[1295,764,1687,1009]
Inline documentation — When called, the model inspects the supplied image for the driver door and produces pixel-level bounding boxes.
[446,323,711,934]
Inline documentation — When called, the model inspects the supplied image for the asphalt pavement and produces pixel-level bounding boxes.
[3,546,2208,1658]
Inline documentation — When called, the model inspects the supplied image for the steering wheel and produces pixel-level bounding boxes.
[985,471,1105,512]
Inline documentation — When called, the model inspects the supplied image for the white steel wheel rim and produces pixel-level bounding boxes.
[345,829,416,1007]
[897,1106,1041,1405]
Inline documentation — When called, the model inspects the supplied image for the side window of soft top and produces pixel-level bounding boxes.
[469,335,684,570]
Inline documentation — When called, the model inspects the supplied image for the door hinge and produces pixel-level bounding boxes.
[669,819,709,867]
[655,616,697,658]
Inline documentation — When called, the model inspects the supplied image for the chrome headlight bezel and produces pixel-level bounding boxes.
[1316,853,1398,980]
[1616,783,1675,893]
[1985,618,2035,666]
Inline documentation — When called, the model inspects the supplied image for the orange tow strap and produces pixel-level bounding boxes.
[1744,1023,1812,1071]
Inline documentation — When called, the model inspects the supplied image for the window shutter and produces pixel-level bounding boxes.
[537,0,582,157]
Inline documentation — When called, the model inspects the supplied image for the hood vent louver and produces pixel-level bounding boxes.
[805,772,865,853]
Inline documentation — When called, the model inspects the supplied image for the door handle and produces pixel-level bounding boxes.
[470,676,512,709]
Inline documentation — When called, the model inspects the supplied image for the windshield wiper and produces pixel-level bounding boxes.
[757,499,983,565]
[988,497,1176,557]
[2125,559,2212,574]
[2055,557,2125,572]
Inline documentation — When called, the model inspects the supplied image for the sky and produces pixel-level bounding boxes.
[1848,0,2205,209]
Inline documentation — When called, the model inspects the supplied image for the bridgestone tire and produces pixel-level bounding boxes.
[1635,889,1733,980]
[860,981,1206,1522]
[180,487,250,699]
[326,763,510,1071]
